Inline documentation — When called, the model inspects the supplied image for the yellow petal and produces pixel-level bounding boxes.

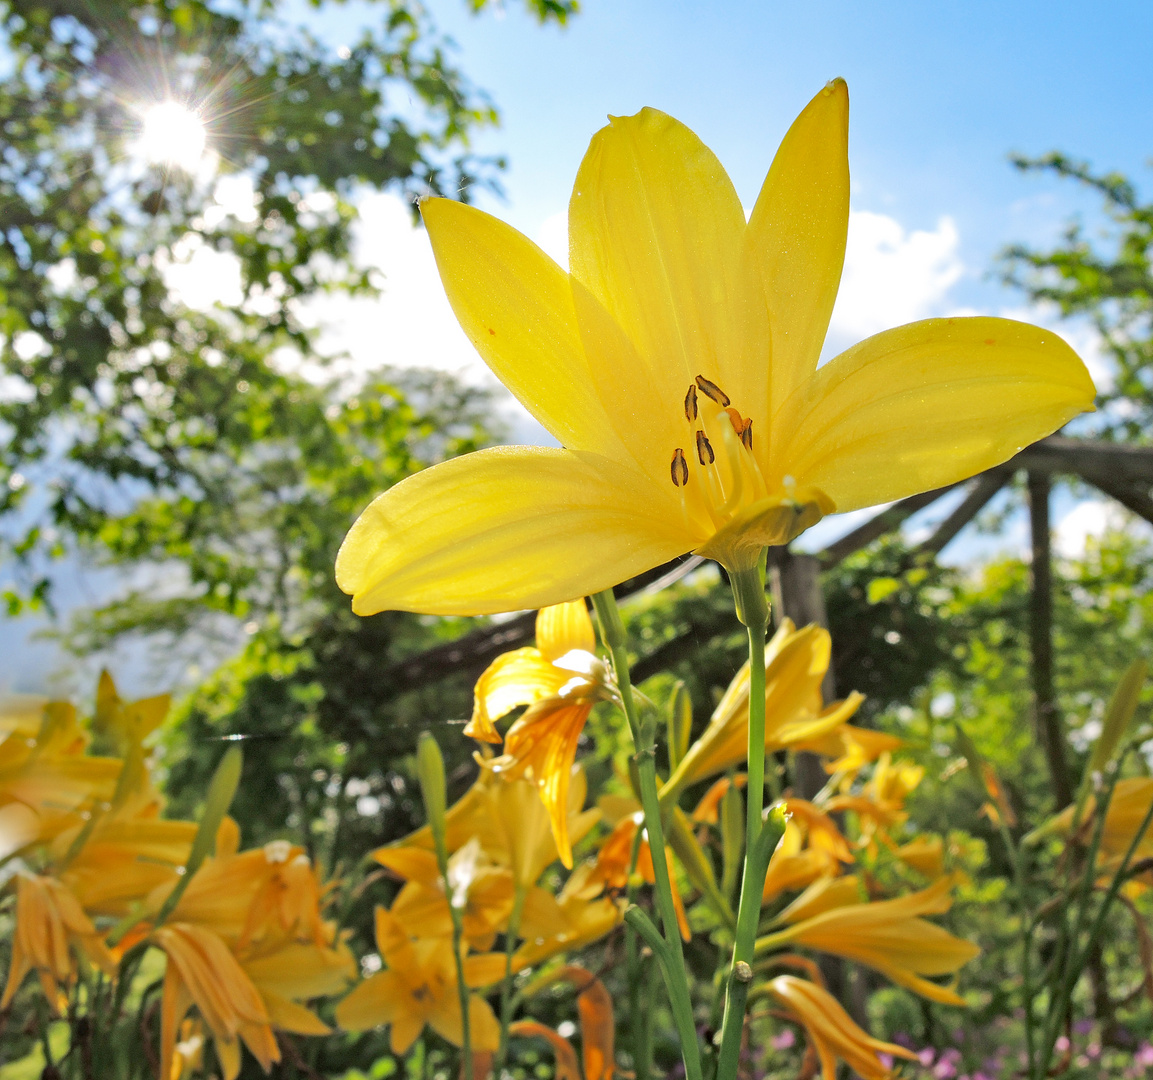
[747,79,849,422]
[780,317,1097,512]
[260,990,331,1035]
[468,649,569,743]
[463,952,508,989]
[536,601,596,662]
[334,970,406,1032]
[503,702,593,868]
[391,1011,425,1055]
[372,846,443,887]
[569,107,750,453]
[428,991,501,1051]
[421,197,626,460]
[336,446,688,617]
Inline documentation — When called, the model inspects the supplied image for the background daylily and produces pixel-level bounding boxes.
[467,601,608,867]
[757,876,980,1004]
[761,974,918,1080]
[337,80,1095,618]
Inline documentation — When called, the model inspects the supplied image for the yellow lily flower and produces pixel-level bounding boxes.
[379,767,597,947]
[756,876,979,1004]
[662,620,861,805]
[1043,777,1153,864]
[337,80,1094,618]
[388,760,599,883]
[240,936,357,1038]
[466,601,610,868]
[1,872,114,1012]
[335,906,502,1054]
[896,836,947,879]
[152,820,328,950]
[762,975,917,1080]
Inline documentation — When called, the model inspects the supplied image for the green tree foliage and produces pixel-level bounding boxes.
[0,0,557,623]
[1001,154,1153,440]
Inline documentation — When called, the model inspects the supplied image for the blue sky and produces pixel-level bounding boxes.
[375,0,1153,307]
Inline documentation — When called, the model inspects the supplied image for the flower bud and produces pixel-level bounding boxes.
[416,732,448,860]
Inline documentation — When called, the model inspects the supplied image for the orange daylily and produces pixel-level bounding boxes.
[466,601,610,867]
[335,906,503,1053]
[763,975,917,1080]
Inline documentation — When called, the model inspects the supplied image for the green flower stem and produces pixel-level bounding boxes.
[716,562,778,1080]
[592,589,703,1080]
[626,830,652,1080]
[495,882,528,1073]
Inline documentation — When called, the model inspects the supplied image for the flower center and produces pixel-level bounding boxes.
[670,375,769,531]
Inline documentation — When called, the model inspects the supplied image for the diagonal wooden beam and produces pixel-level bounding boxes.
[917,468,1011,556]
[1079,471,1153,528]
[818,482,963,568]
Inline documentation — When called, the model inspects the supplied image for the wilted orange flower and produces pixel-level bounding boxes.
[468,601,610,868]
[1,873,114,1012]
[764,975,917,1080]
[154,922,280,1080]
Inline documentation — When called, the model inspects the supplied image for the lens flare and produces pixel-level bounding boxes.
[136,101,207,172]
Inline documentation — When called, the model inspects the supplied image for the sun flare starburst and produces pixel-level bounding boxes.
[136,100,207,172]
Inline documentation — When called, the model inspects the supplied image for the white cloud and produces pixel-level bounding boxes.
[1054,498,1115,558]
[308,192,482,378]
[826,210,963,347]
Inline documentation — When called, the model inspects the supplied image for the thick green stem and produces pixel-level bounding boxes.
[495,883,528,1072]
[592,590,703,1080]
[716,563,776,1080]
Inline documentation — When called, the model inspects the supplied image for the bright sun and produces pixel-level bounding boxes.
[136,101,207,172]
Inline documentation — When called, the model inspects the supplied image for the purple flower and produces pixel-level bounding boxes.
[770,1029,796,1051]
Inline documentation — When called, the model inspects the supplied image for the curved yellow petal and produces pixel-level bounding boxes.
[780,317,1097,512]
[503,702,593,869]
[569,108,750,450]
[260,990,331,1035]
[372,846,442,887]
[747,80,849,423]
[467,649,569,743]
[334,969,406,1032]
[536,600,596,662]
[337,447,689,617]
[421,197,626,459]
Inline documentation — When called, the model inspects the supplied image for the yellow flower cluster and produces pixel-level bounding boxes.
[0,675,354,1080]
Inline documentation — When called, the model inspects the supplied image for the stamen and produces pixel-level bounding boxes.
[741,420,753,451]
[724,406,753,450]
[670,448,689,487]
[715,421,746,516]
[695,430,715,466]
[694,374,730,408]
[684,383,698,422]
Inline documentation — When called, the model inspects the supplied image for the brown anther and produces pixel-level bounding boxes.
[684,383,698,422]
[741,420,753,450]
[695,429,715,466]
[694,374,730,408]
[670,448,689,487]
